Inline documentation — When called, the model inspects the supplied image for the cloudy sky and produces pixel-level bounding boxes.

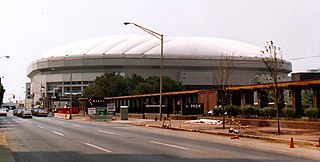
[0,0,319,102]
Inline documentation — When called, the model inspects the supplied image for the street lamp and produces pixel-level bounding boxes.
[0,56,9,59]
[69,73,72,119]
[124,22,164,120]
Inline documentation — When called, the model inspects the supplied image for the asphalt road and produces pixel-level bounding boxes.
[0,112,319,162]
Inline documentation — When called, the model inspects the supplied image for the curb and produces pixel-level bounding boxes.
[134,123,320,149]
[0,134,15,162]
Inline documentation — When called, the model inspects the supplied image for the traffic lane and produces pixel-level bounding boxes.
[25,117,237,160]
[25,117,320,161]
[50,118,319,161]
[2,116,121,162]
[3,116,219,161]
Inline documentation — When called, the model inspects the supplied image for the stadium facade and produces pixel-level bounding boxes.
[27,35,292,105]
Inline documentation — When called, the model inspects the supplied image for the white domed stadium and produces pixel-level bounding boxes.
[27,35,292,102]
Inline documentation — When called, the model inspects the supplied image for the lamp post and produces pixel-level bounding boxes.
[124,22,164,120]
[69,73,72,119]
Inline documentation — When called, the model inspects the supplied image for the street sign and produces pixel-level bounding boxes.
[107,103,116,112]
[89,97,105,106]
[88,108,96,115]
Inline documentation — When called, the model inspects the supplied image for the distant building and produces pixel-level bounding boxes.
[27,35,292,102]
[1,101,17,110]
[291,69,320,81]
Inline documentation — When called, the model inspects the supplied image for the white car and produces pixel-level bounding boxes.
[0,108,7,116]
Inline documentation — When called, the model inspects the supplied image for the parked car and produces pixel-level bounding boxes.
[13,109,23,116]
[0,108,7,116]
[21,110,32,118]
[31,108,39,116]
[35,109,48,117]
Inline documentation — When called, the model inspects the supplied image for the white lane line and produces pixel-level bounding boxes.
[84,142,112,153]
[72,124,84,128]
[98,130,122,136]
[20,119,32,124]
[149,141,198,151]
[52,131,64,136]
[38,125,44,129]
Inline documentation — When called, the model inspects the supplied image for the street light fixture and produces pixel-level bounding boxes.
[0,56,10,59]
[69,73,73,119]
[124,22,164,120]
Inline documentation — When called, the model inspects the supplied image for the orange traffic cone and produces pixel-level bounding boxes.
[289,137,295,148]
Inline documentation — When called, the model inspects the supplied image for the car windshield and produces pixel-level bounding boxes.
[23,110,32,114]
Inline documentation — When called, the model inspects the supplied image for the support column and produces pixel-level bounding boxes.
[292,88,302,117]
[172,97,176,114]
[313,88,320,109]
[241,93,247,107]
[179,96,183,115]
[257,90,268,108]
[246,91,254,105]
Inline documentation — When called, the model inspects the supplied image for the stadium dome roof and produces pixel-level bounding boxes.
[39,35,263,59]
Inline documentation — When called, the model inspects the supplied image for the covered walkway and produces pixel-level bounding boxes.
[227,79,320,116]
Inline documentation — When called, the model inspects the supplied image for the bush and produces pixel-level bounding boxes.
[225,105,240,117]
[212,106,223,116]
[242,105,259,117]
[282,108,295,119]
[259,107,276,118]
[304,108,319,121]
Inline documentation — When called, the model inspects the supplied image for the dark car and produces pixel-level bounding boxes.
[35,109,48,117]
[14,109,23,116]
[21,110,32,118]
[31,108,39,116]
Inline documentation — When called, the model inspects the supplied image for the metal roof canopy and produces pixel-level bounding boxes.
[226,79,320,91]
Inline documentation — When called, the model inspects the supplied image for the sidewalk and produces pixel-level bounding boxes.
[109,117,320,149]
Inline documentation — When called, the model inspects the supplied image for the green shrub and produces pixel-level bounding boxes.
[212,106,223,116]
[259,107,276,118]
[242,105,259,117]
[304,108,319,121]
[282,108,295,119]
[225,105,240,117]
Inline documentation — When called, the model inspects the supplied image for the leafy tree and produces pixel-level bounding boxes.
[126,74,145,95]
[162,76,184,92]
[83,73,184,97]
[0,84,5,105]
[83,72,128,97]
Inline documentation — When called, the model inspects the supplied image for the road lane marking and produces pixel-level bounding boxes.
[56,121,63,124]
[149,141,198,151]
[38,125,44,129]
[19,119,32,124]
[84,142,112,153]
[98,130,122,136]
[52,131,64,136]
[72,124,84,128]
[37,118,51,121]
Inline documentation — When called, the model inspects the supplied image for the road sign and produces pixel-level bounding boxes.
[107,103,116,112]
[88,108,96,115]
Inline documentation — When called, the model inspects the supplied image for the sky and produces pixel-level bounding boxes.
[0,0,320,102]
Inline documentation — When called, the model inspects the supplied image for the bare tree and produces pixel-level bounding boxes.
[213,53,236,129]
[260,41,286,134]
